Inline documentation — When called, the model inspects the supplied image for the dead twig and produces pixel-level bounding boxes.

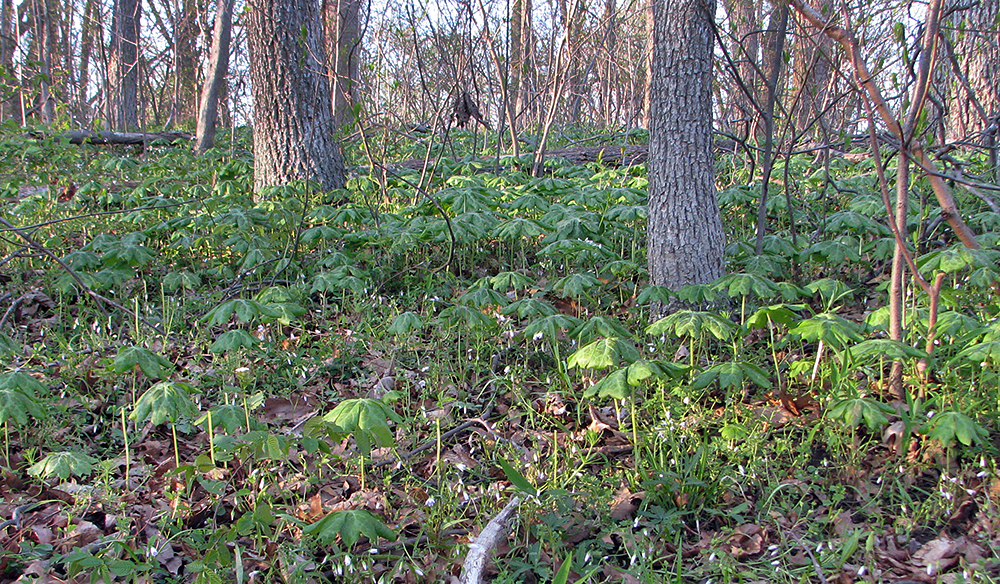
[460,496,521,584]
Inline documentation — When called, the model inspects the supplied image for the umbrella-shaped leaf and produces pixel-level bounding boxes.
[493,217,550,241]
[0,371,46,394]
[647,310,736,341]
[711,273,780,299]
[0,387,43,426]
[919,411,988,447]
[304,509,397,548]
[584,368,630,399]
[675,284,720,304]
[790,313,864,349]
[112,346,174,378]
[210,329,260,353]
[131,381,199,426]
[459,286,510,308]
[745,304,807,330]
[955,341,1000,364]
[27,451,98,481]
[437,305,497,331]
[523,313,581,342]
[388,312,423,336]
[827,396,893,430]
[489,271,535,291]
[568,338,640,369]
[572,315,633,344]
[805,278,854,308]
[636,286,673,306]
[692,361,770,391]
[551,273,603,298]
[324,398,402,456]
[503,297,558,319]
[849,339,927,360]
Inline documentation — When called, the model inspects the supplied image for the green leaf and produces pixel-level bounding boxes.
[849,339,926,360]
[0,374,45,426]
[692,362,771,391]
[209,329,260,353]
[827,396,893,431]
[919,411,988,447]
[131,381,199,426]
[551,273,604,298]
[323,398,402,457]
[523,313,582,342]
[388,312,423,336]
[567,338,640,369]
[111,346,174,379]
[790,313,864,349]
[647,310,736,341]
[503,297,558,319]
[572,316,633,345]
[28,451,98,480]
[584,368,629,399]
[497,457,537,495]
[437,305,497,331]
[745,304,807,329]
[304,509,397,548]
[553,555,573,584]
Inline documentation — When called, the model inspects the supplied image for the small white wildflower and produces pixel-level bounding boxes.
[708,553,717,562]
[425,497,436,507]
[858,566,866,576]
[771,560,780,566]
[345,556,351,567]
[977,471,988,478]
[815,543,822,553]
[927,410,936,418]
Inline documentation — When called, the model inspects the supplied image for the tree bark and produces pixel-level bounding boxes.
[647,0,725,295]
[323,0,362,131]
[0,0,13,120]
[246,0,345,193]
[107,0,142,131]
[194,0,233,154]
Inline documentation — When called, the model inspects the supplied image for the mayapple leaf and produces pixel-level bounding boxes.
[387,312,423,336]
[209,329,260,353]
[112,346,174,379]
[827,396,893,431]
[0,387,44,426]
[323,398,402,456]
[568,338,640,370]
[304,509,396,548]
[131,381,199,426]
[919,411,988,447]
[28,451,98,481]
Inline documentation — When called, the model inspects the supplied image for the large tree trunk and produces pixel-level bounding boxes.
[194,0,233,153]
[246,0,345,193]
[721,0,760,139]
[647,0,724,294]
[323,0,362,131]
[76,0,99,126]
[0,0,13,121]
[946,0,999,165]
[170,0,199,127]
[107,0,141,131]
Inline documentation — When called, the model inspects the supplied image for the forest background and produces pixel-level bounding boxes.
[0,0,999,582]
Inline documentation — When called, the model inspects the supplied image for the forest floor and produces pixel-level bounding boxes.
[0,128,998,584]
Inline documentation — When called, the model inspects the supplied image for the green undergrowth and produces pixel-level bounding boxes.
[0,125,998,583]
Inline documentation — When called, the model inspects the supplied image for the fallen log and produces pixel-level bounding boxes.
[32,130,193,145]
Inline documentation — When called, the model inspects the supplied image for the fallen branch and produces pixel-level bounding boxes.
[460,496,521,584]
[31,130,192,146]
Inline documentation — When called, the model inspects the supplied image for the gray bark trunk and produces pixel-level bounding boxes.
[647,0,725,293]
[107,0,141,131]
[323,0,362,130]
[194,0,233,154]
[246,0,345,193]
